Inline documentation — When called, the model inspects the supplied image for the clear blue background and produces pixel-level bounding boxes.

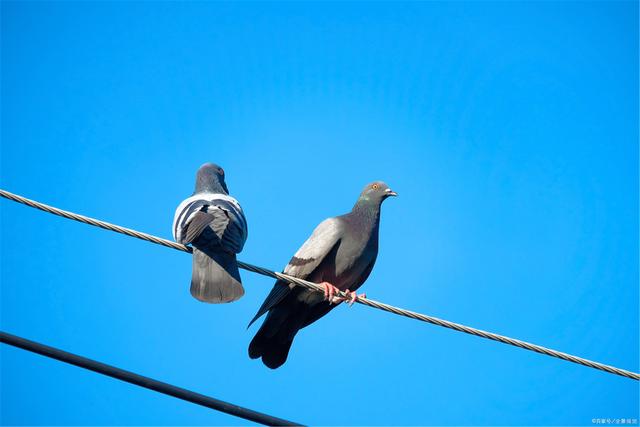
[1,1,638,425]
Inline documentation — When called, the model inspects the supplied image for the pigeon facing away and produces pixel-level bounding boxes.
[173,163,248,303]
[248,181,397,368]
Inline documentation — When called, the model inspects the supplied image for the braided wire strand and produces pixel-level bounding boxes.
[1,188,638,381]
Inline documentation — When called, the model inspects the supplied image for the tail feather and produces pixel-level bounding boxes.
[191,247,244,303]
[248,329,266,360]
[261,336,294,369]
[249,313,298,369]
[248,314,275,359]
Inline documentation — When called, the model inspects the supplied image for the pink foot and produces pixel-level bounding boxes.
[320,282,341,305]
[345,289,367,307]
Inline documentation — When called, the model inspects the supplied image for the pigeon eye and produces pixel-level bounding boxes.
[219,168,225,176]
[372,184,379,190]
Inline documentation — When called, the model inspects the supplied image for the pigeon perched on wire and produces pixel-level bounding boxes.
[248,181,397,368]
[173,163,248,303]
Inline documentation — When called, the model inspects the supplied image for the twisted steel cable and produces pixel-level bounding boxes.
[1,188,638,381]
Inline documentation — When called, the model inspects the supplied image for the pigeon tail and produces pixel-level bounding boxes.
[248,314,275,359]
[261,337,293,369]
[249,311,298,369]
[191,246,244,303]
[248,326,295,369]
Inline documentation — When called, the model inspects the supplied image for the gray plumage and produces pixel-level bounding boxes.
[248,181,396,368]
[173,163,248,303]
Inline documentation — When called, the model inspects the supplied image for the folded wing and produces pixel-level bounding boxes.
[173,194,248,253]
[248,217,342,327]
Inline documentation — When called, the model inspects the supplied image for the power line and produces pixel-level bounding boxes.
[1,188,638,381]
[0,331,301,426]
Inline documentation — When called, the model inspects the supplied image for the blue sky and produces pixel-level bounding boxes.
[1,1,638,425]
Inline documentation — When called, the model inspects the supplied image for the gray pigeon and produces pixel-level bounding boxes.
[248,181,397,368]
[173,163,248,303]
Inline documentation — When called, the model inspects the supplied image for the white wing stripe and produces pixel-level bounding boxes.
[172,193,244,242]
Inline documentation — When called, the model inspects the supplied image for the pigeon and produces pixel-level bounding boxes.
[172,163,248,303]
[248,181,397,368]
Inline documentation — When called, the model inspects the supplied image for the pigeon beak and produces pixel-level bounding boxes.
[385,189,398,197]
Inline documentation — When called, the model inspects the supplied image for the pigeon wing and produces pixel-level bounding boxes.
[206,200,248,253]
[182,211,215,245]
[176,198,247,254]
[247,217,343,327]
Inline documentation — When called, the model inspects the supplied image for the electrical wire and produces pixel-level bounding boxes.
[1,188,637,381]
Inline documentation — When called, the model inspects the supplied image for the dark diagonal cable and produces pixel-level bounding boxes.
[0,332,301,426]
[1,188,638,381]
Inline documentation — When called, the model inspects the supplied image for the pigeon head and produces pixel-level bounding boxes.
[356,181,397,206]
[194,162,229,195]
